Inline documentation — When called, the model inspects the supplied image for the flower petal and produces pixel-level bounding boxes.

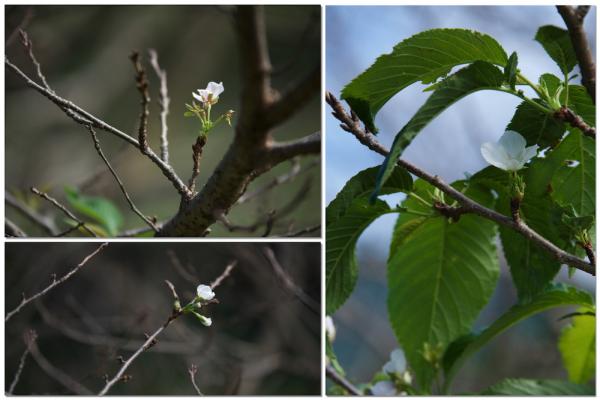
[207,81,224,97]
[481,142,510,170]
[192,91,203,102]
[522,144,539,164]
[499,130,526,158]
[196,284,215,300]
[371,381,397,396]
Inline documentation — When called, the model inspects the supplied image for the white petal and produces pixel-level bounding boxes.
[504,159,524,171]
[325,316,336,342]
[371,381,397,396]
[481,142,510,170]
[389,349,405,372]
[499,130,526,158]
[192,91,203,102]
[196,284,215,300]
[382,360,395,374]
[207,81,224,97]
[522,144,539,163]
[198,89,210,102]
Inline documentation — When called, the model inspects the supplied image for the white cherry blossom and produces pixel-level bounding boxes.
[481,130,538,171]
[196,284,215,301]
[193,81,224,105]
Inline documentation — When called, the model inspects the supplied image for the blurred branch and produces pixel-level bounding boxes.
[98,261,236,395]
[272,10,319,75]
[281,224,320,237]
[119,223,163,237]
[6,191,57,236]
[130,51,151,153]
[326,91,595,276]
[261,247,319,314]
[188,364,204,395]
[326,365,361,396]
[25,330,94,395]
[30,187,97,237]
[167,249,198,284]
[8,332,34,394]
[148,49,171,163]
[158,5,320,236]
[556,5,596,103]
[210,261,237,289]
[6,7,33,47]
[5,218,26,237]
[5,242,108,322]
[87,126,159,232]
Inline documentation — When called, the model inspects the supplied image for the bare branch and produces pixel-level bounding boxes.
[8,332,34,394]
[87,126,159,232]
[6,7,33,47]
[280,224,320,237]
[25,330,93,395]
[262,247,319,314]
[187,135,208,196]
[326,365,361,396]
[5,58,191,198]
[556,5,596,102]
[148,49,171,163]
[167,249,198,284]
[6,190,57,235]
[130,51,151,153]
[5,243,108,322]
[18,29,51,91]
[268,131,321,164]
[30,187,98,237]
[188,364,203,395]
[210,261,237,289]
[5,218,27,237]
[326,91,594,276]
[554,106,595,138]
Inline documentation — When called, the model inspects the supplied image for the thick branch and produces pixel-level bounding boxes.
[554,106,595,138]
[268,131,321,164]
[5,243,108,322]
[326,92,594,276]
[556,5,596,103]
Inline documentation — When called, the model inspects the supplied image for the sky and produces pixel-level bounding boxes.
[326,5,596,257]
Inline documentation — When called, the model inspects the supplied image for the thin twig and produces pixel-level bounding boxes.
[326,91,594,275]
[26,331,93,395]
[167,250,198,284]
[6,58,191,198]
[55,222,85,237]
[6,190,57,235]
[87,126,159,232]
[148,49,170,164]
[119,223,163,237]
[280,224,321,237]
[8,332,34,394]
[188,135,208,196]
[5,218,27,237]
[6,7,33,47]
[5,243,108,322]
[326,365,361,396]
[98,262,236,395]
[210,261,237,289]
[30,187,98,237]
[130,51,151,153]
[556,5,596,103]
[18,29,51,91]
[188,364,203,395]
[261,247,319,314]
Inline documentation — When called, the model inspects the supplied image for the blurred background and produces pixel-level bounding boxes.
[5,242,321,395]
[5,5,321,237]
[326,5,596,393]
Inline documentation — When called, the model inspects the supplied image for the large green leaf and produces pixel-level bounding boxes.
[481,378,594,395]
[559,307,596,384]
[327,166,412,227]
[341,28,508,132]
[64,186,123,236]
[506,100,565,149]
[388,180,499,389]
[443,284,594,391]
[372,61,505,199]
[565,84,595,125]
[326,198,394,314]
[535,25,577,75]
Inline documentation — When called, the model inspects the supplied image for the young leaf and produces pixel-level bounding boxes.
[326,198,394,314]
[559,308,595,384]
[371,61,505,200]
[387,180,499,389]
[327,166,412,227]
[341,28,507,132]
[535,25,577,75]
[504,51,518,89]
[64,186,123,236]
[481,379,594,395]
[443,284,594,392]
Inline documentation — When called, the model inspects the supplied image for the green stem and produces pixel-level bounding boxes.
[403,208,434,217]
[408,192,432,208]
[563,72,570,107]
[517,72,546,99]
[494,87,552,114]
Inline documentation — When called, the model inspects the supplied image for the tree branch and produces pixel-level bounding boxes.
[556,5,596,103]
[148,49,171,163]
[326,91,594,276]
[267,131,321,164]
[6,191,57,236]
[8,332,33,394]
[326,365,361,395]
[5,242,108,322]
[554,106,595,138]
[188,364,203,395]
[5,218,27,237]
[130,51,151,153]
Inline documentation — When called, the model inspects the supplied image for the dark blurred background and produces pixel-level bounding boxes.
[326,5,596,394]
[5,5,321,237]
[5,242,321,395]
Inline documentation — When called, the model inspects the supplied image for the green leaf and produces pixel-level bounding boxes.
[327,166,412,227]
[481,379,594,395]
[559,307,595,384]
[503,51,518,89]
[372,61,505,200]
[565,85,594,125]
[388,180,499,389]
[535,25,577,75]
[506,101,565,149]
[64,186,123,236]
[326,338,345,377]
[341,28,508,132]
[326,198,394,314]
[443,284,594,392]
